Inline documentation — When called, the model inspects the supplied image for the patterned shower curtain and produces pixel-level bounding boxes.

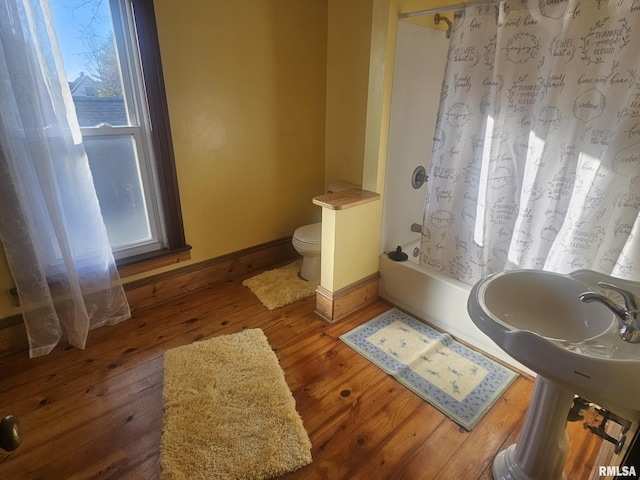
[420,0,640,285]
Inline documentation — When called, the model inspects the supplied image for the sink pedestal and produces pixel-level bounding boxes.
[468,269,640,478]
[493,376,574,480]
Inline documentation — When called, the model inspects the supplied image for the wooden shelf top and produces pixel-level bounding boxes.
[312,188,380,210]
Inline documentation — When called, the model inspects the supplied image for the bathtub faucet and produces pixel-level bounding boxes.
[579,282,640,343]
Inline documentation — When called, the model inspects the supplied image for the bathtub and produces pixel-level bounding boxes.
[378,240,532,375]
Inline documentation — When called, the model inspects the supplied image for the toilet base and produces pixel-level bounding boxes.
[300,255,320,281]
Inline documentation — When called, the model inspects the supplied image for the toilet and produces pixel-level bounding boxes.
[292,222,322,281]
[292,181,360,281]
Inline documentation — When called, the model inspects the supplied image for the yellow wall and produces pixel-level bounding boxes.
[153,0,328,265]
[325,0,373,189]
[333,0,455,292]
[321,0,440,292]
[324,0,450,191]
[0,0,328,319]
[0,246,18,319]
[364,0,455,194]
[0,0,458,320]
[326,0,448,197]
[321,200,383,292]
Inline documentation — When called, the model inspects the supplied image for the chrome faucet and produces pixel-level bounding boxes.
[579,282,640,343]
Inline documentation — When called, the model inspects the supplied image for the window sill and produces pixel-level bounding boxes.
[116,245,192,278]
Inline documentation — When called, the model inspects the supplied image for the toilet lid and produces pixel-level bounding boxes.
[294,223,322,244]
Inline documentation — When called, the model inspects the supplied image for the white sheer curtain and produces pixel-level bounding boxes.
[421,0,640,285]
[0,0,130,357]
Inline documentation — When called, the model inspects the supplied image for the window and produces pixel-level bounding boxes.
[51,0,187,266]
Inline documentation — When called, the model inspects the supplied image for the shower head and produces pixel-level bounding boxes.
[434,14,452,39]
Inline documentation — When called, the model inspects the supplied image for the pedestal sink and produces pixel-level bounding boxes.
[467,269,640,480]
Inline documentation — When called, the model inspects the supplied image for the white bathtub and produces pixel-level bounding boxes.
[378,241,532,375]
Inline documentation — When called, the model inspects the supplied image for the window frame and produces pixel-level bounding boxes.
[112,0,189,271]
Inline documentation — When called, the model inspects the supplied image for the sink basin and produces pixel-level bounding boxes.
[468,269,640,480]
[478,270,614,343]
[468,269,640,413]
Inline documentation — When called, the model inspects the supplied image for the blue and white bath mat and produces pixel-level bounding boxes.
[340,308,518,430]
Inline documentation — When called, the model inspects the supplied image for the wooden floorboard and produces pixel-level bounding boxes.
[0,272,603,479]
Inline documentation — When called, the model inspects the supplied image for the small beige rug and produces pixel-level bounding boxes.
[242,260,318,310]
[161,329,312,480]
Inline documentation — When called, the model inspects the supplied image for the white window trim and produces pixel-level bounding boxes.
[76,0,169,260]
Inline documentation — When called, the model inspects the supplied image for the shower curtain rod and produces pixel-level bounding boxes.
[398,0,496,19]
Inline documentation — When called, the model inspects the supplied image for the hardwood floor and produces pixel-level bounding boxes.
[0,269,604,479]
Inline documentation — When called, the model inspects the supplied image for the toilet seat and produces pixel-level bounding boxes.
[293,223,321,245]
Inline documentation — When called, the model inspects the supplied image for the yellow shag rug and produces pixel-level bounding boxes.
[161,329,312,480]
[242,260,318,310]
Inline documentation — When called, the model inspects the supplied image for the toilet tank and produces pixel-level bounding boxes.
[326,181,361,193]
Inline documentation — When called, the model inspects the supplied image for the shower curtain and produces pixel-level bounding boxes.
[420,0,640,285]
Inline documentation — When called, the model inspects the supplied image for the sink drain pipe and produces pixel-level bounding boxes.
[568,396,631,455]
[583,404,631,455]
